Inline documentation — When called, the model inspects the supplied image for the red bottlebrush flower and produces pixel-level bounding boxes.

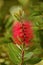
[12,20,33,46]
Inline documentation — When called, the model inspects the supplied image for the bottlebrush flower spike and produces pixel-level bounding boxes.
[12,20,33,46]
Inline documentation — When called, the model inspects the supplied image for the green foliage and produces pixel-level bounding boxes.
[0,0,43,65]
[27,56,41,64]
[39,29,43,48]
[8,43,21,65]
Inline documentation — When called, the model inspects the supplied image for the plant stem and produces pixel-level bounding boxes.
[21,49,24,65]
[21,44,24,65]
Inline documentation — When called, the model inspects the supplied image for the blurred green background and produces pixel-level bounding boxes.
[0,0,43,65]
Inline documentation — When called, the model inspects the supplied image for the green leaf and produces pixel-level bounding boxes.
[33,48,42,55]
[24,52,34,61]
[27,56,41,64]
[5,16,13,29]
[7,43,21,65]
[39,29,43,48]
[24,48,41,64]
[0,37,11,44]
